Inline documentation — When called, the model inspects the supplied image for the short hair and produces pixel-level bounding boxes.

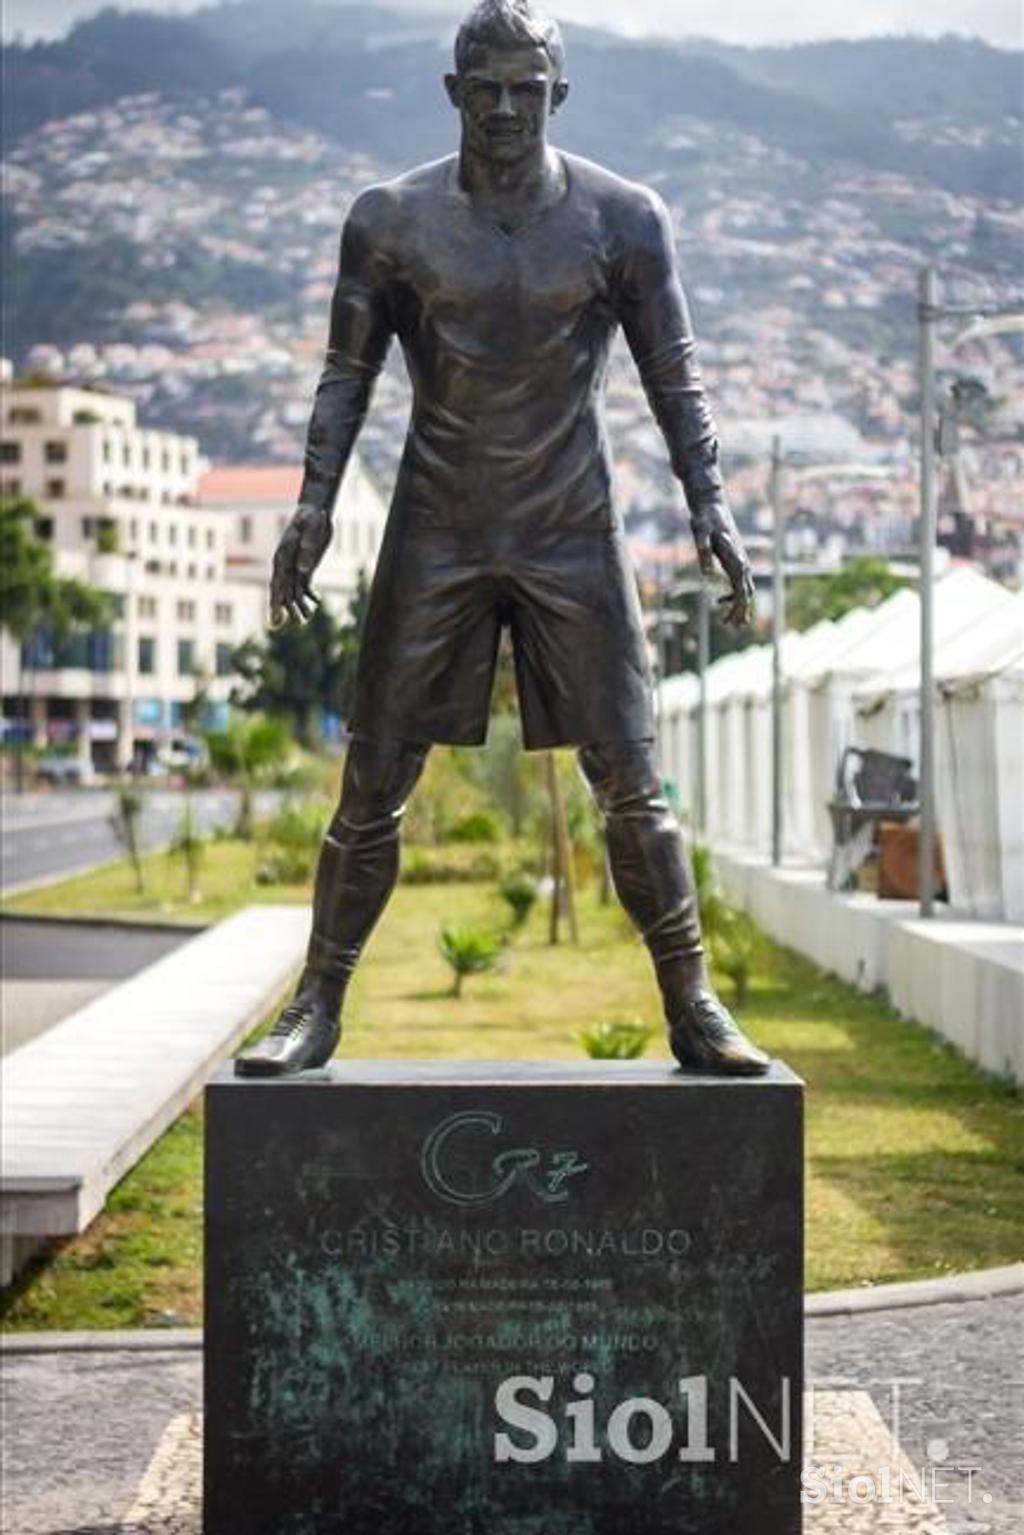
[454,0,566,79]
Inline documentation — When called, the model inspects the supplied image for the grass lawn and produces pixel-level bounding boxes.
[3,837,307,925]
[2,876,1021,1329]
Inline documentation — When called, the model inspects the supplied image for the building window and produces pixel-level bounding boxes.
[161,450,171,473]
[144,559,162,575]
[103,441,112,463]
[108,593,126,619]
[3,478,22,495]
[142,448,151,469]
[138,595,157,619]
[149,521,158,543]
[168,524,178,546]
[8,407,41,424]
[81,516,95,538]
[129,519,138,541]
[0,442,20,463]
[177,639,195,676]
[46,479,66,499]
[89,628,116,673]
[138,636,156,675]
[180,452,190,476]
[206,564,216,581]
[214,602,233,625]
[187,525,196,548]
[187,563,197,580]
[44,441,68,464]
[240,515,253,544]
[34,517,54,541]
[176,599,196,623]
[122,444,131,467]
[215,642,233,677]
[168,561,178,577]
[206,527,215,549]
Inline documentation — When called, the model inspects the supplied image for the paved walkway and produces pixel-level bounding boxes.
[2,905,307,1271]
[1,917,196,1056]
[2,1291,1020,1534]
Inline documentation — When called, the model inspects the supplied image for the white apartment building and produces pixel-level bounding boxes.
[0,379,387,774]
[197,454,386,614]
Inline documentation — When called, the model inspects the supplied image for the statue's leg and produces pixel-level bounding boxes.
[235,734,429,1076]
[577,740,768,1076]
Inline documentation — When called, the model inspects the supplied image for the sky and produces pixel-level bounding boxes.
[5,0,1022,47]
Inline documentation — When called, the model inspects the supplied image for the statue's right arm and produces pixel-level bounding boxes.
[271,191,394,624]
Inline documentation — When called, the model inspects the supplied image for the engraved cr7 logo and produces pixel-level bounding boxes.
[420,1109,590,1208]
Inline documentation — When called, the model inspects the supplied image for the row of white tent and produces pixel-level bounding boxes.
[657,565,1024,923]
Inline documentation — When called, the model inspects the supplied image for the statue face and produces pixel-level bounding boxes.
[446,43,566,164]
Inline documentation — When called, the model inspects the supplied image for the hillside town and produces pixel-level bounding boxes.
[5,88,1023,583]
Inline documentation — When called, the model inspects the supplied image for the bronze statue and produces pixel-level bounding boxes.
[237,0,768,1078]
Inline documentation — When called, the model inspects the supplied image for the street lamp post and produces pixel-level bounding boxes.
[915,271,1023,918]
[918,267,939,918]
[770,435,785,868]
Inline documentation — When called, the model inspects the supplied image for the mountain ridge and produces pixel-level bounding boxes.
[3,4,1020,201]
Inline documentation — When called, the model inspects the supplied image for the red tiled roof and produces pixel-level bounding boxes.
[199,464,302,504]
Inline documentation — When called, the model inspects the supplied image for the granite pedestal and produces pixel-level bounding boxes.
[205,1061,803,1535]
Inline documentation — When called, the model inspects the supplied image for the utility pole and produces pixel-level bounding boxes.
[918,266,938,918]
[914,279,1024,917]
[770,435,785,868]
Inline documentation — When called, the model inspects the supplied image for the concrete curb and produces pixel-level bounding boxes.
[0,911,206,935]
[4,1264,1021,1355]
[804,1261,1024,1317]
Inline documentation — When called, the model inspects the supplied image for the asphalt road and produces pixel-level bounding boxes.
[1,916,194,982]
[0,789,252,895]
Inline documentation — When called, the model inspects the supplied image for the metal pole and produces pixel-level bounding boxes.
[770,435,785,867]
[696,582,709,838]
[918,266,938,918]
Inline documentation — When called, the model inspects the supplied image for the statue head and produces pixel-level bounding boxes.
[446,1,570,164]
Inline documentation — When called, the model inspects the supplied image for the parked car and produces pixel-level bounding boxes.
[35,754,90,785]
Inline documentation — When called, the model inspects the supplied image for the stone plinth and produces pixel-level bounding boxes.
[205,1061,803,1535]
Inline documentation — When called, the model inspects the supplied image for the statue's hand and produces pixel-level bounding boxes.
[270,503,331,626]
[691,497,754,629]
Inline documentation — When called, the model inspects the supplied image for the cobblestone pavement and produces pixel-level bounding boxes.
[3,1294,1020,1534]
[111,1391,952,1535]
[807,1293,1023,1533]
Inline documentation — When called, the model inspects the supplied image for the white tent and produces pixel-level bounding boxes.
[789,596,916,857]
[798,569,1010,861]
[933,602,1024,921]
[657,671,700,820]
[853,570,1016,761]
[706,649,766,846]
[656,568,1020,890]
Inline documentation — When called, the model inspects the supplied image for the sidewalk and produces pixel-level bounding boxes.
[3,1275,1021,1534]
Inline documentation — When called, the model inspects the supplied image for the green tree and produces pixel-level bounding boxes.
[1,496,110,785]
[204,712,290,838]
[0,496,109,639]
[786,556,910,633]
[109,785,146,894]
[437,923,500,998]
[231,574,370,746]
[169,793,205,904]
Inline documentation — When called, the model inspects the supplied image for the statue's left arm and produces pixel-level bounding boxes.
[616,191,754,626]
